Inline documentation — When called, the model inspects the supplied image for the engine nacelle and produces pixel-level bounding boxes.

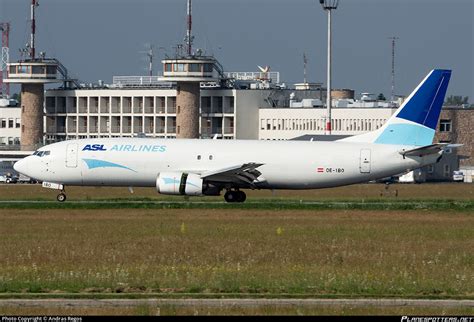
[156,172,203,196]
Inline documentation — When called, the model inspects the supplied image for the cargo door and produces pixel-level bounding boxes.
[359,149,371,173]
[66,143,78,168]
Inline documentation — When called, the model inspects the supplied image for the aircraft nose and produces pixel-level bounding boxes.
[14,158,29,175]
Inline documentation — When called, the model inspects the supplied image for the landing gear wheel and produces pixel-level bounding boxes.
[57,193,67,202]
[236,191,246,203]
[224,190,247,203]
[224,190,236,203]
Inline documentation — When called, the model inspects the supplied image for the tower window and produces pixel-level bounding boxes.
[439,120,452,132]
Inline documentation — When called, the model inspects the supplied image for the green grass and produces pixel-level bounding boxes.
[0,200,471,211]
[0,183,473,202]
[0,208,472,298]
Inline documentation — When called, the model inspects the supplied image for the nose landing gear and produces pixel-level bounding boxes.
[224,190,246,203]
[41,182,67,202]
[57,191,67,202]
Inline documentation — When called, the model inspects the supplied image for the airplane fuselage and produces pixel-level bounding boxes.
[20,138,436,190]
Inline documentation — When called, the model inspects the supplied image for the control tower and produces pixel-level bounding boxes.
[160,57,221,138]
[6,60,61,149]
[4,0,74,150]
[158,0,224,138]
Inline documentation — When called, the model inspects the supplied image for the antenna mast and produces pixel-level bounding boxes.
[30,0,39,59]
[303,53,308,84]
[0,22,10,96]
[388,36,399,102]
[185,0,193,56]
[147,44,154,76]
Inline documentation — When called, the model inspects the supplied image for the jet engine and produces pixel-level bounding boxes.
[156,172,203,196]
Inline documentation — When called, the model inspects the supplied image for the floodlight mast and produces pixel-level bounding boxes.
[319,0,339,135]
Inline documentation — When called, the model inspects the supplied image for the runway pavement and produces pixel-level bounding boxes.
[1,298,473,308]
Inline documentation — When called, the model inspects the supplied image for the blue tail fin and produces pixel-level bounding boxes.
[340,69,451,146]
[340,70,452,146]
[394,69,451,130]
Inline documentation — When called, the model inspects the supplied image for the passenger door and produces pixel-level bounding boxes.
[66,143,78,168]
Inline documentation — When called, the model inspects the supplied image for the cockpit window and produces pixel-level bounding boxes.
[33,150,50,157]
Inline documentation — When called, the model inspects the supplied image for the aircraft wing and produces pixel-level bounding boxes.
[399,143,462,157]
[201,163,265,186]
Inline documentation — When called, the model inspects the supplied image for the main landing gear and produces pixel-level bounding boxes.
[224,190,246,203]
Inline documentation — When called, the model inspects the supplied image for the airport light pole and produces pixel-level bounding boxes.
[319,0,339,135]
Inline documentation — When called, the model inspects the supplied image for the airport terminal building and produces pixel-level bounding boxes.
[1,74,473,182]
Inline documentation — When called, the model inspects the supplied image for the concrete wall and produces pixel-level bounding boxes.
[0,107,21,145]
[259,107,397,140]
[235,90,272,140]
[434,108,473,167]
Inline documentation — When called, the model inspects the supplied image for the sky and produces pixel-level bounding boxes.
[1,0,473,100]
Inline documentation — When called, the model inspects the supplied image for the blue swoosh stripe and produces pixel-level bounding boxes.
[82,159,137,172]
[162,178,180,185]
[162,177,199,188]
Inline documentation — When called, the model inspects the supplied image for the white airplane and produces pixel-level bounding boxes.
[15,69,452,203]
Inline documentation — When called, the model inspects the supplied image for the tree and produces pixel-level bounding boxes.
[445,95,469,106]
[11,93,21,105]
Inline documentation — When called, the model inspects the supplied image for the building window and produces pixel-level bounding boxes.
[173,64,185,72]
[427,165,434,174]
[32,65,46,74]
[189,63,200,72]
[46,66,57,74]
[203,64,213,72]
[17,65,30,74]
[15,118,21,128]
[0,119,5,128]
[8,119,13,128]
[439,119,451,132]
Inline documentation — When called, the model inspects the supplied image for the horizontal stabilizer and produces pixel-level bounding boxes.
[399,143,461,157]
